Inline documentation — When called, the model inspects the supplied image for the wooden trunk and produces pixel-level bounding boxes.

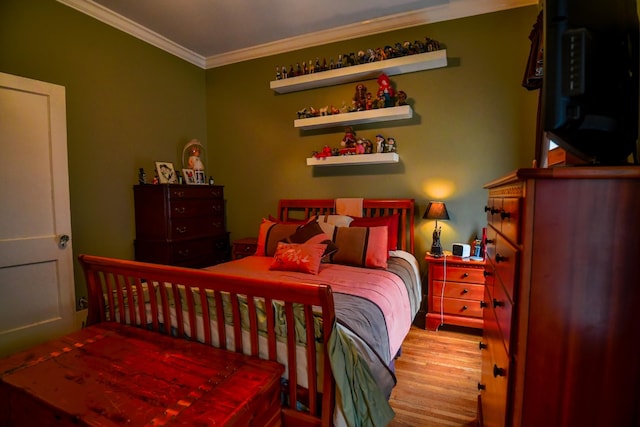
[0,323,283,427]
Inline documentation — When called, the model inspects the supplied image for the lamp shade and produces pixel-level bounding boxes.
[423,201,450,221]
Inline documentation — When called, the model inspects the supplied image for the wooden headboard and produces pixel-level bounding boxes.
[277,199,415,254]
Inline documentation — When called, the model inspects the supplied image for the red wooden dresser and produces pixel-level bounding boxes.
[0,323,284,427]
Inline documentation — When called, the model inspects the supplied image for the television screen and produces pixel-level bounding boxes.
[542,0,639,165]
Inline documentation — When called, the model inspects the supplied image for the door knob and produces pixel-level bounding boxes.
[58,234,70,249]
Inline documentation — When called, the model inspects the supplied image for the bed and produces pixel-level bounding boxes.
[78,198,420,427]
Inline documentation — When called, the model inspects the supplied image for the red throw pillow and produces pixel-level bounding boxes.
[269,242,326,275]
[349,214,399,250]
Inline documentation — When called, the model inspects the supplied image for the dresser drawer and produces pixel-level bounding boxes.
[168,185,223,200]
[492,279,513,354]
[172,238,215,262]
[485,197,502,230]
[479,288,509,427]
[500,197,521,244]
[432,264,485,284]
[170,199,224,218]
[169,216,226,239]
[433,281,484,301]
[431,296,483,319]
[491,235,519,303]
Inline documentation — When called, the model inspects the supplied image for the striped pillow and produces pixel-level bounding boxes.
[330,226,389,269]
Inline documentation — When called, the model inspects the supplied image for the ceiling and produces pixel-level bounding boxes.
[57,0,536,69]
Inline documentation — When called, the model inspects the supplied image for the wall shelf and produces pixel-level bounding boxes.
[294,105,412,130]
[271,49,447,94]
[306,152,399,166]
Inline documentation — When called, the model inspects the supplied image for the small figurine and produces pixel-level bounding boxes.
[375,134,386,153]
[355,138,366,154]
[397,90,408,106]
[275,66,281,80]
[386,137,397,153]
[377,73,396,108]
[314,145,333,159]
[282,65,288,79]
[364,139,374,154]
[353,83,367,111]
[138,168,146,184]
[341,126,357,148]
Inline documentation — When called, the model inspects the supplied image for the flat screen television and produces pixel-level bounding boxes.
[542,0,639,165]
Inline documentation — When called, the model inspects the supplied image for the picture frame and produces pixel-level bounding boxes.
[182,168,196,185]
[155,161,178,184]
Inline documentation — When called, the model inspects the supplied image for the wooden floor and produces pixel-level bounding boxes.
[388,325,482,427]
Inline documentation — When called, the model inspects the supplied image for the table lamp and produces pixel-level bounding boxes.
[424,201,449,257]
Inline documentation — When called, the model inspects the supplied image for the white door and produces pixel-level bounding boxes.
[0,72,76,358]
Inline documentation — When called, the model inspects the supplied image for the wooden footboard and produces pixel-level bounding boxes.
[79,254,336,427]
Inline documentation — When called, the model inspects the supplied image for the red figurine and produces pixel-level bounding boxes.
[377,73,396,107]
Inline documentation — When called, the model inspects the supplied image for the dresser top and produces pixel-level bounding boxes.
[484,166,640,188]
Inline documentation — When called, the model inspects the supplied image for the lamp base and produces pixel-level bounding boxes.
[430,244,443,257]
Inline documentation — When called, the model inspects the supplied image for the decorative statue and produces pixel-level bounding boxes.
[375,134,386,153]
[397,90,408,106]
[386,137,397,153]
[353,84,367,111]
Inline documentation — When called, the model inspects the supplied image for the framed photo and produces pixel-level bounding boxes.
[182,168,196,185]
[155,161,178,184]
[194,169,207,185]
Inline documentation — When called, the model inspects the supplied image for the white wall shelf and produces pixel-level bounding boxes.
[271,49,447,94]
[306,152,399,166]
[294,105,412,130]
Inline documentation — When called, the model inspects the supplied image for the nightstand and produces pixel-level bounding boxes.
[425,254,485,331]
[232,237,258,259]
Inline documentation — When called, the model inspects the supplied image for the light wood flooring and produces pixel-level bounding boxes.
[388,325,482,427]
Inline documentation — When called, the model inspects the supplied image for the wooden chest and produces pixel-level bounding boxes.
[0,323,284,427]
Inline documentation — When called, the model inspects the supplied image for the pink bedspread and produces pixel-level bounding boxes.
[205,256,411,357]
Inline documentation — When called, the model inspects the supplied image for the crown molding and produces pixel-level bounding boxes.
[57,0,207,68]
[58,0,536,70]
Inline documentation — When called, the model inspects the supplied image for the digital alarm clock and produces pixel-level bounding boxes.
[452,243,471,258]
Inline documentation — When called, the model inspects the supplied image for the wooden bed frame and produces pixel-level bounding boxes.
[79,198,416,427]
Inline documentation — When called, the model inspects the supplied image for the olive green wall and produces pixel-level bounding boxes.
[1,1,539,301]
[0,0,207,301]
[206,6,540,265]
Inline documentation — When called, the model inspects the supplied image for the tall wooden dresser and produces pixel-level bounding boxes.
[134,184,230,268]
[478,166,640,427]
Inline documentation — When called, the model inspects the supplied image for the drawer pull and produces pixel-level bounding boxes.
[178,249,190,256]
[479,341,488,350]
[493,364,505,378]
[495,253,507,263]
[462,305,468,311]
[491,208,500,215]
[477,382,486,391]
[480,301,488,308]
[462,273,469,278]
[176,226,187,233]
[483,270,492,277]
[462,288,469,294]
[500,210,511,219]
[175,207,186,214]
[485,238,494,244]
[484,205,491,213]
[493,298,504,308]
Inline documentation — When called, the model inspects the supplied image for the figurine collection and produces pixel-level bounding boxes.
[274,36,442,80]
[297,73,407,119]
[312,127,397,159]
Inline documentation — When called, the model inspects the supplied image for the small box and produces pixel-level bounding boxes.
[452,243,471,258]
